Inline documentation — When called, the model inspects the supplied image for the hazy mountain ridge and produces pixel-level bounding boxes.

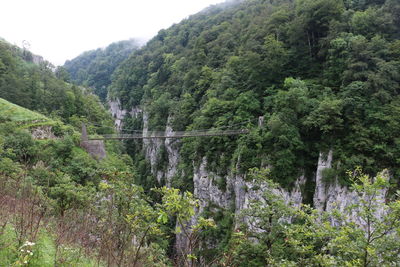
[63,39,139,101]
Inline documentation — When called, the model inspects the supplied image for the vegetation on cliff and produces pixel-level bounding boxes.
[0,36,214,266]
[107,0,400,191]
[1,0,400,265]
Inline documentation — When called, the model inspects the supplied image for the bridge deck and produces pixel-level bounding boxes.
[88,129,249,140]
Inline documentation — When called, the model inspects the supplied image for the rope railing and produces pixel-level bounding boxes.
[88,129,250,140]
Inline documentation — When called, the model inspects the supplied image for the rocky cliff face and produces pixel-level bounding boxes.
[142,112,181,185]
[314,150,334,212]
[109,98,142,131]
[109,98,388,225]
[30,125,57,140]
[108,99,180,185]
[313,151,389,226]
[164,123,180,187]
[142,111,164,183]
[193,157,232,211]
[109,99,127,130]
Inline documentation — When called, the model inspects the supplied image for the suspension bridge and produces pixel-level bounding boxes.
[80,117,263,159]
[82,117,263,141]
[87,129,250,140]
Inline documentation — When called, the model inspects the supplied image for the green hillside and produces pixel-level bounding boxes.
[2,0,400,265]
[0,39,114,133]
[0,97,49,124]
[63,39,139,101]
[0,40,136,266]
[108,0,400,188]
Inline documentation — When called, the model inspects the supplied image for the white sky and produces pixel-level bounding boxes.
[1,0,225,65]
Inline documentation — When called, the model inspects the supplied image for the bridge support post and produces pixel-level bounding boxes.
[80,123,106,160]
[81,123,88,142]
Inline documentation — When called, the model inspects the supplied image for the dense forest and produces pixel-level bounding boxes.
[1,0,400,266]
[64,40,139,101]
[106,0,400,191]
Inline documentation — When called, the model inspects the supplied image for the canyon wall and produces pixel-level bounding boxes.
[110,98,388,226]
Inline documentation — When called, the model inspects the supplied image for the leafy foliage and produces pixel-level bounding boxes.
[229,168,400,266]
[107,0,400,187]
[64,39,139,101]
[0,39,114,132]
[1,0,400,265]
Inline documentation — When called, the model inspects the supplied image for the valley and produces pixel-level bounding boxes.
[1,0,400,266]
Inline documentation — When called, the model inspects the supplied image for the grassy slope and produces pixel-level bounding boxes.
[0,98,48,122]
[0,97,57,130]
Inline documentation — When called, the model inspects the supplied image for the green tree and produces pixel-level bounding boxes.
[95,172,169,266]
[55,66,71,82]
[232,168,400,266]
[154,186,216,267]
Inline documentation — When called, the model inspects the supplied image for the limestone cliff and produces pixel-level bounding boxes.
[109,97,389,229]
[108,98,142,131]
[313,151,389,226]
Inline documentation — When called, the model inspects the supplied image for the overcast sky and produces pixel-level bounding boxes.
[1,0,225,65]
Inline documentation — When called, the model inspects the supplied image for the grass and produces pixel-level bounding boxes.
[0,225,102,266]
[0,225,16,265]
[0,98,49,124]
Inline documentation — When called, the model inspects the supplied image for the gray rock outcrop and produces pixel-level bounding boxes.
[108,98,142,131]
[30,125,57,139]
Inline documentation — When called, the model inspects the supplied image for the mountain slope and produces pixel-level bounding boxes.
[0,97,49,123]
[109,0,400,188]
[1,0,400,265]
[0,46,145,266]
[63,39,139,101]
[99,0,400,262]
[0,38,114,133]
